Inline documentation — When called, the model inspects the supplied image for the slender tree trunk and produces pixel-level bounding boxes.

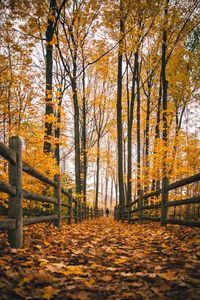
[110,178,113,210]
[152,79,162,191]
[95,138,100,209]
[105,139,110,209]
[72,77,82,195]
[144,80,151,192]
[7,45,12,139]
[55,96,61,165]
[161,0,169,225]
[162,0,169,175]
[117,0,125,213]
[101,175,104,208]
[123,135,127,201]
[81,64,87,204]
[115,180,118,206]
[136,54,141,197]
[104,171,108,210]
[127,53,137,207]
[44,0,56,154]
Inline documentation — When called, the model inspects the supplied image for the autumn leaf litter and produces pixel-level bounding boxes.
[0,217,200,299]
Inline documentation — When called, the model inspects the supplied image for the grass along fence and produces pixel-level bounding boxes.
[0,136,103,248]
[114,173,200,227]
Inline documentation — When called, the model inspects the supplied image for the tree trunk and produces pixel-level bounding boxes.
[110,178,113,210]
[95,138,100,209]
[144,79,151,192]
[72,77,82,195]
[152,79,162,191]
[136,54,141,197]
[127,53,137,208]
[117,0,125,214]
[81,64,87,204]
[162,0,169,176]
[104,171,108,210]
[55,95,61,165]
[44,0,56,154]
[161,0,169,226]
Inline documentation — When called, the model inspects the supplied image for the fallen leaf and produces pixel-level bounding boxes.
[43,286,59,299]
[101,274,112,281]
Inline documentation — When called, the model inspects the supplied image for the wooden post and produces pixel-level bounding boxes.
[79,200,81,222]
[128,202,131,224]
[68,189,72,225]
[78,200,81,222]
[54,174,61,228]
[79,201,82,222]
[8,136,23,248]
[87,206,89,219]
[139,190,143,224]
[75,199,78,224]
[84,202,86,220]
[90,207,93,219]
[161,177,169,226]
[82,202,84,221]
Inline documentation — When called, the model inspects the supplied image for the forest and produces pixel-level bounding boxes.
[0,0,200,211]
[0,0,200,299]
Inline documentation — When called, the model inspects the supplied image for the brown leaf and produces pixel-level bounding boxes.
[101,275,113,282]
[43,286,59,300]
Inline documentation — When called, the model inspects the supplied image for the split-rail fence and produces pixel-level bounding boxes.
[0,136,103,248]
[114,173,200,227]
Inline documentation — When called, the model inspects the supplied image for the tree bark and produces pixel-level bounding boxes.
[95,138,100,209]
[126,53,137,208]
[44,0,56,154]
[136,54,141,197]
[117,0,125,214]
[72,76,82,195]
[144,79,151,192]
[81,64,87,204]
[161,0,169,226]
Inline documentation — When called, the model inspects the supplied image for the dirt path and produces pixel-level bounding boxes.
[0,217,200,299]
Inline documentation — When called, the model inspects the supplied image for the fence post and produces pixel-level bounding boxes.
[68,189,72,225]
[118,206,120,221]
[128,203,131,224]
[87,206,89,219]
[115,206,117,220]
[82,202,84,221]
[54,174,61,228]
[84,203,86,220]
[90,207,93,219]
[161,177,169,226]
[139,190,143,224]
[8,136,23,248]
[75,199,78,224]
[80,201,82,222]
[78,200,81,222]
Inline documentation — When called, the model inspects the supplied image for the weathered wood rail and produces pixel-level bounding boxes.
[114,173,200,227]
[0,136,103,248]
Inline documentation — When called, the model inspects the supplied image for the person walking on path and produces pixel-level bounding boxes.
[106,208,109,217]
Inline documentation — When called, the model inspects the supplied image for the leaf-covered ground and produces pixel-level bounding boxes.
[0,217,200,300]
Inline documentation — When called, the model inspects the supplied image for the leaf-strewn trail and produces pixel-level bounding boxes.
[0,218,200,300]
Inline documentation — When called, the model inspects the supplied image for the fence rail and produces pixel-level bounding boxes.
[114,173,200,227]
[0,136,103,248]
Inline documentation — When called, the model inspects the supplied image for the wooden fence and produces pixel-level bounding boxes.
[114,173,200,227]
[0,136,103,248]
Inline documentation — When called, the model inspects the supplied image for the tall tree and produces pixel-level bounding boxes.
[116,0,126,214]
[44,0,56,154]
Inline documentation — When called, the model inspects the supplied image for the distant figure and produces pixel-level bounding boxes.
[106,208,109,217]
